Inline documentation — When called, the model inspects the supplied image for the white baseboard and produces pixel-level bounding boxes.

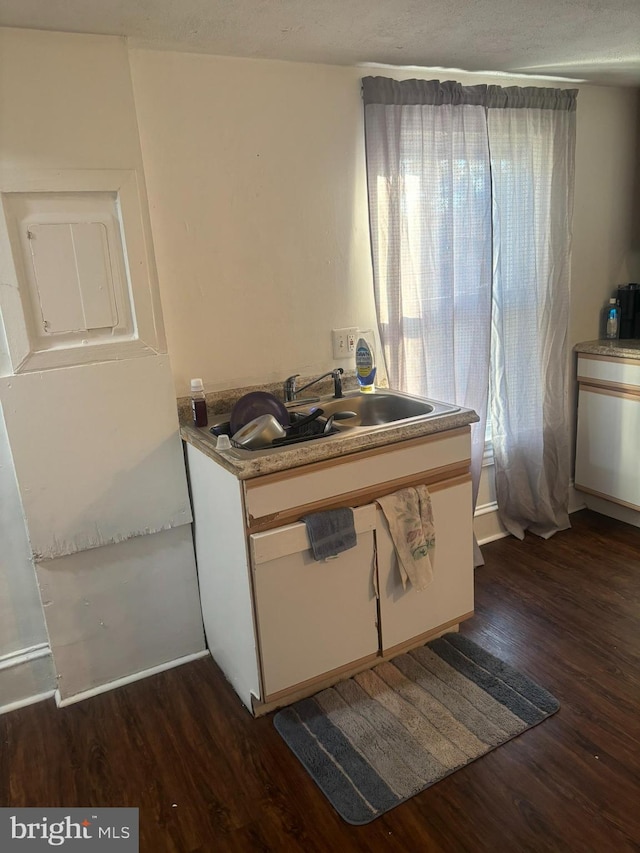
[569,482,587,514]
[1,690,57,716]
[55,649,210,708]
[0,644,57,716]
[578,493,640,529]
[474,481,585,547]
[474,500,508,545]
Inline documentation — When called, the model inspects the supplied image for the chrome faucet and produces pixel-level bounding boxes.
[284,368,344,403]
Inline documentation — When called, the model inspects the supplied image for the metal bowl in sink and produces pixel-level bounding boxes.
[210,409,340,451]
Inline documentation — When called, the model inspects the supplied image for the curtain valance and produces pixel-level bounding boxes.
[362,76,577,111]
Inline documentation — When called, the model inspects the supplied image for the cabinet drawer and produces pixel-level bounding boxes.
[577,354,640,391]
[251,504,377,565]
[251,505,379,699]
[244,428,471,527]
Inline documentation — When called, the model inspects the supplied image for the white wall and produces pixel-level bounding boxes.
[0,405,56,711]
[0,412,47,654]
[129,51,381,395]
[572,86,640,343]
[129,51,639,399]
[0,28,205,710]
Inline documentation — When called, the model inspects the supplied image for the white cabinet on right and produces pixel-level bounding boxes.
[575,351,640,523]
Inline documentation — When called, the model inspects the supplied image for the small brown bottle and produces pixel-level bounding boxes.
[190,378,208,427]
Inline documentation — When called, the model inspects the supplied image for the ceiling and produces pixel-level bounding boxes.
[1,0,640,88]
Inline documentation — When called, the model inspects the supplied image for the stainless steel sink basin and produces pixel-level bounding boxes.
[292,389,460,428]
[206,388,462,457]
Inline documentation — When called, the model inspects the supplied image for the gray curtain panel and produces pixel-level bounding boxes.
[362,77,577,547]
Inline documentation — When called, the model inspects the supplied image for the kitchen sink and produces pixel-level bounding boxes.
[291,389,460,428]
[207,388,461,456]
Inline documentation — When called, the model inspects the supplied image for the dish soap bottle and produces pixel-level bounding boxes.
[604,298,620,340]
[190,378,208,427]
[355,334,376,394]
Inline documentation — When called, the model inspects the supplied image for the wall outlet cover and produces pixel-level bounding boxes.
[332,327,358,359]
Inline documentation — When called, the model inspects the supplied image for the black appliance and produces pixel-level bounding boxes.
[617,284,640,339]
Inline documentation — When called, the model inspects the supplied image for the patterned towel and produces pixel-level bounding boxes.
[376,486,435,591]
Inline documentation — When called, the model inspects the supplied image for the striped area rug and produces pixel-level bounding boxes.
[274,633,559,825]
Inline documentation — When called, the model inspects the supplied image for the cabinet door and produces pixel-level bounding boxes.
[376,477,474,654]
[250,505,379,700]
[575,386,640,508]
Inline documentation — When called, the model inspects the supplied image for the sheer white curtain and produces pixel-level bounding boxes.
[487,86,576,538]
[363,79,492,565]
[362,78,577,552]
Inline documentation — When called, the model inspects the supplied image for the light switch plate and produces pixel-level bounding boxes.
[332,327,358,359]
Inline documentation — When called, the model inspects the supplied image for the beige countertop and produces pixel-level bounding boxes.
[575,339,640,358]
[181,406,479,480]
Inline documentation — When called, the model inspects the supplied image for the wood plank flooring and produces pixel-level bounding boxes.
[1,508,639,852]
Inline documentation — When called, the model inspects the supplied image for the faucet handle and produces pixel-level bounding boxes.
[284,374,300,402]
[332,367,344,398]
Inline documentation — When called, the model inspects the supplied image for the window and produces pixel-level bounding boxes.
[363,77,576,536]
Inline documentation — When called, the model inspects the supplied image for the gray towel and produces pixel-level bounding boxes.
[303,507,357,561]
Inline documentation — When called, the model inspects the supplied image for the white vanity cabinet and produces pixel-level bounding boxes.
[186,425,474,715]
[575,353,640,520]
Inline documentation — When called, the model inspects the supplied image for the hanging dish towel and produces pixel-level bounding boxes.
[303,507,357,561]
[376,486,435,591]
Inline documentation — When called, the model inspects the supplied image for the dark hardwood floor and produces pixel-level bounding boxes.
[2,509,639,852]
